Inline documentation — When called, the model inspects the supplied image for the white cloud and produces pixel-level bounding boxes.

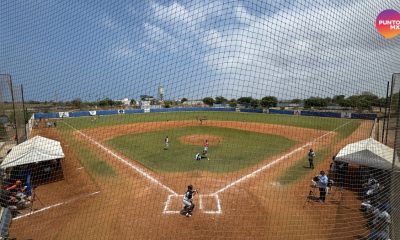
[106,0,399,99]
[199,0,400,98]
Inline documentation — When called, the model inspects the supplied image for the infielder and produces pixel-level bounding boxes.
[203,140,209,154]
[164,136,169,150]
[181,185,197,217]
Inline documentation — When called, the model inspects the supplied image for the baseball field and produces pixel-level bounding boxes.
[11,111,373,239]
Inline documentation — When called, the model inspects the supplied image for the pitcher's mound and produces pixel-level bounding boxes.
[179,134,223,146]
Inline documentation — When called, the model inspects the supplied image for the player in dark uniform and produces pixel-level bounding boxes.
[181,185,198,217]
[308,149,316,169]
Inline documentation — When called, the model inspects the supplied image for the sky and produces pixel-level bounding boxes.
[1,0,399,101]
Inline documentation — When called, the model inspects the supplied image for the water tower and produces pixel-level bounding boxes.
[158,85,164,101]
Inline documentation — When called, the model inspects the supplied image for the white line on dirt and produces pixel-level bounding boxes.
[163,194,222,214]
[202,194,222,214]
[214,121,353,194]
[63,121,178,196]
[13,191,100,220]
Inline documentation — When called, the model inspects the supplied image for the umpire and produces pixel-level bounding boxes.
[308,149,315,169]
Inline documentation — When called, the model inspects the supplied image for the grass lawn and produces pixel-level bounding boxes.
[60,111,356,131]
[106,126,296,173]
[277,120,361,185]
[59,127,116,177]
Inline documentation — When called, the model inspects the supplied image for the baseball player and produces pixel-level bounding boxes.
[195,153,202,161]
[203,140,209,154]
[181,185,198,217]
[308,149,316,169]
[164,136,169,150]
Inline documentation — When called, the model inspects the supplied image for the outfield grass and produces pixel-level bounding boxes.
[277,120,361,185]
[60,111,356,131]
[59,127,116,177]
[107,126,296,172]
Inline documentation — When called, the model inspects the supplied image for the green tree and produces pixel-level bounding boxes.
[203,97,214,106]
[338,99,352,108]
[250,99,260,108]
[332,95,345,104]
[98,98,114,107]
[347,93,379,111]
[215,96,228,104]
[181,98,188,103]
[237,97,253,107]
[164,101,173,108]
[130,99,136,105]
[304,97,328,108]
[229,99,237,108]
[324,97,332,105]
[114,101,123,106]
[260,96,278,108]
[71,98,82,109]
[291,99,302,104]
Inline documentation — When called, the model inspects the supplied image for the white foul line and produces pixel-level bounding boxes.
[13,191,100,220]
[63,121,177,196]
[214,121,353,194]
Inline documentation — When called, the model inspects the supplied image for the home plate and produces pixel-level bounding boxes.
[163,194,222,214]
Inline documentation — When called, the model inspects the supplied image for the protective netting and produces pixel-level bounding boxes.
[1,1,400,239]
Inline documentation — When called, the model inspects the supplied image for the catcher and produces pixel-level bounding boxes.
[181,185,198,217]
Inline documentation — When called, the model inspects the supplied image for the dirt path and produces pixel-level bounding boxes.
[82,120,329,143]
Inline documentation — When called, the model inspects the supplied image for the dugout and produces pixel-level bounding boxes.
[332,138,398,195]
[0,136,65,186]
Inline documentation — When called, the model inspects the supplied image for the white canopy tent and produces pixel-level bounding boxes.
[0,136,64,169]
[335,138,400,170]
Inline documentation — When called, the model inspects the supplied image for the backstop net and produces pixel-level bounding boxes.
[2,1,400,240]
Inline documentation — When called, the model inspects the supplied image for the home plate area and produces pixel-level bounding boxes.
[163,194,222,215]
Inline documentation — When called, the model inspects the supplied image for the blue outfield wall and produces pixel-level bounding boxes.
[240,108,263,113]
[269,109,295,115]
[34,112,59,119]
[300,110,341,118]
[150,107,235,113]
[33,108,377,120]
[125,109,144,114]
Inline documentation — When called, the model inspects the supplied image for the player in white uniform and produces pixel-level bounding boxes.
[164,136,169,150]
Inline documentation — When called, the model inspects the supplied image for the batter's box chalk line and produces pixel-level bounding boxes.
[163,194,222,215]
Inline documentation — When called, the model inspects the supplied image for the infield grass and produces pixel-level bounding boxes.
[107,126,295,172]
